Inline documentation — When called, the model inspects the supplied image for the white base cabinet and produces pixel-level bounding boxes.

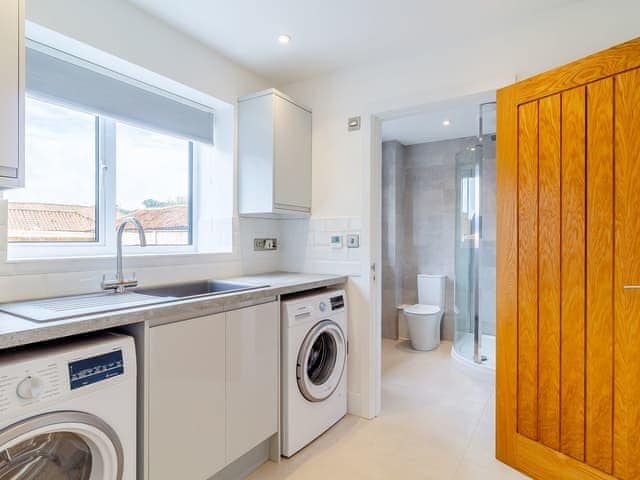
[226,302,279,463]
[148,301,279,479]
[149,313,227,480]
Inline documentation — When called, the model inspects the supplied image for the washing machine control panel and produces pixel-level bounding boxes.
[0,335,133,419]
[285,289,347,327]
[68,349,124,390]
[313,295,345,314]
[0,362,63,415]
[16,376,45,400]
[329,295,345,311]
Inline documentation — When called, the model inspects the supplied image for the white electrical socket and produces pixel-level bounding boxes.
[254,238,278,251]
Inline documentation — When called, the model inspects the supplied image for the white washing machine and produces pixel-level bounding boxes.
[281,288,347,457]
[0,332,136,479]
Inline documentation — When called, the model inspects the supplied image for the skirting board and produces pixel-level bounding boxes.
[347,391,361,417]
[209,439,270,480]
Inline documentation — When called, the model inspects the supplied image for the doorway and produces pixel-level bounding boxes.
[378,92,497,379]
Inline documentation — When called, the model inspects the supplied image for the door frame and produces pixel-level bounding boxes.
[365,87,508,419]
[496,37,640,480]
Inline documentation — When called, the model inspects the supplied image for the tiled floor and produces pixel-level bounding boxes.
[248,339,529,480]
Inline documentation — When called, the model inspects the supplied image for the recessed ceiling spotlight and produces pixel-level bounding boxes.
[278,34,291,45]
[442,119,451,127]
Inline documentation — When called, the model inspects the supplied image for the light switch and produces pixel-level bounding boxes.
[347,234,360,248]
[348,116,361,131]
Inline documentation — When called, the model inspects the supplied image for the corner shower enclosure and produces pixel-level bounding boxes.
[452,102,497,375]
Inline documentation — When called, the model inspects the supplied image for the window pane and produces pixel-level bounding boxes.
[115,123,191,246]
[6,97,97,242]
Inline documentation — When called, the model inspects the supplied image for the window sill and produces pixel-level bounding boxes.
[0,250,236,277]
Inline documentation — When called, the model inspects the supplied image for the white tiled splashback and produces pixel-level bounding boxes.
[279,217,363,277]
[0,198,361,302]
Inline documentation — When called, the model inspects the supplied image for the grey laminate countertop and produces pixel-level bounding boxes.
[0,272,347,350]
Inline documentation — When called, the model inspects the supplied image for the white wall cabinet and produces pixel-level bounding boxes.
[148,313,227,480]
[238,89,311,217]
[226,301,279,463]
[0,0,24,188]
[148,301,279,479]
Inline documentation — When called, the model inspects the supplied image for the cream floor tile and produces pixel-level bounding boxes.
[248,339,530,480]
[452,462,528,480]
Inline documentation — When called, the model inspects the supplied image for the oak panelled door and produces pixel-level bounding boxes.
[497,38,640,480]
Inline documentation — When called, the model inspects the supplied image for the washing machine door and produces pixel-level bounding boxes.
[297,320,346,402]
[0,411,123,480]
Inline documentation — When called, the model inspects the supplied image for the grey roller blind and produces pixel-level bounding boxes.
[26,44,214,145]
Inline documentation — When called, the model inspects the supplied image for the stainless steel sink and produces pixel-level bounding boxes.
[135,280,268,299]
[0,280,269,322]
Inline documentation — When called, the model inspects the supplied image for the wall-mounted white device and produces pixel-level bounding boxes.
[346,234,360,248]
[254,238,278,251]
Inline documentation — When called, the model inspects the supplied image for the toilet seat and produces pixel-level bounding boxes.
[403,304,440,316]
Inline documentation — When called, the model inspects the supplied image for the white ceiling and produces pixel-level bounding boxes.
[382,92,496,145]
[126,0,580,83]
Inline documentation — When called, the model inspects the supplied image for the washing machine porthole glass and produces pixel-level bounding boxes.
[0,432,92,480]
[307,332,338,385]
[297,320,346,402]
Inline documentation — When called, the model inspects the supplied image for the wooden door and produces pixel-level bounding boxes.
[497,38,640,480]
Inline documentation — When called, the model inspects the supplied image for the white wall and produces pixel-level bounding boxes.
[26,0,266,105]
[279,0,640,418]
[0,0,281,302]
[4,0,640,420]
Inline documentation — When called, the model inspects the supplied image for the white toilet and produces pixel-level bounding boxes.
[403,274,446,351]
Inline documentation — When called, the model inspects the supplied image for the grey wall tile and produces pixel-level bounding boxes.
[381,136,496,343]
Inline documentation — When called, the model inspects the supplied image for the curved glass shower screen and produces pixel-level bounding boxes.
[454,146,484,364]
[453,102,497,370]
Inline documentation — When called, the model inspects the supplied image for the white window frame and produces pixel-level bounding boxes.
[7,105,198,260]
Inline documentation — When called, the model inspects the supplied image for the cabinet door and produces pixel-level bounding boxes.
[226,301,279,463]
[149,314,226,480]
[0,0,21,180]
[238,94,274,215]
[274,95,311,211]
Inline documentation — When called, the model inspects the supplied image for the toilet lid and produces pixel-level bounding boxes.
[404,304,440,315]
